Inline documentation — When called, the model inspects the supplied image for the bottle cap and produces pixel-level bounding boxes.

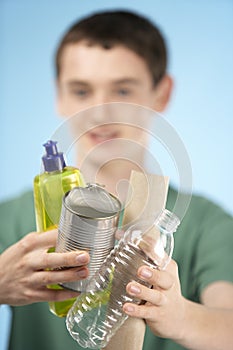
[42,140,66,172]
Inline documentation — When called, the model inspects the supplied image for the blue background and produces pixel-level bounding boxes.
[0,1,233,347]
[1,0,233,215]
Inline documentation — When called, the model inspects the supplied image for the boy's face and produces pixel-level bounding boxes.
[56,42,171,163]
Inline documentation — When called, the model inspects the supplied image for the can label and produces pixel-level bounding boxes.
[56,184,121,292]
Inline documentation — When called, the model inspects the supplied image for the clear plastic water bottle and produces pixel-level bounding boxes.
[66,209,180,349]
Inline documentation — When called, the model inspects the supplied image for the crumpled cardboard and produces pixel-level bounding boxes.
[122,170,169,226]
[103,170,169,350]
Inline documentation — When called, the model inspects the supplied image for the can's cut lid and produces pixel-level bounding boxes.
[64,184,121,219]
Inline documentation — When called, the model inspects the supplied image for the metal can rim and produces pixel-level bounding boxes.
[62,184,122,220]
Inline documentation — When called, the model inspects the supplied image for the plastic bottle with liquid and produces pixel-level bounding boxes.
[33,140,85,317]
[66,209,180,348]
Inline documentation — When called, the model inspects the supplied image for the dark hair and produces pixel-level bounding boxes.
[55,10,167,85]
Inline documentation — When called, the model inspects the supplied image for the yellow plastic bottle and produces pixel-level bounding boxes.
[33,140,85,317]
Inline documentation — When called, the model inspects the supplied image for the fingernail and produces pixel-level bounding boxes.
[76,253,88,264]
[77,269,87,278]
[124,305,135,313]
[140,267,152,279]
[129,284,141,294]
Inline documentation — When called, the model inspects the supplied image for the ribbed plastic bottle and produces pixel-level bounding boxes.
[33,140,85,317]
[66,209,180,348]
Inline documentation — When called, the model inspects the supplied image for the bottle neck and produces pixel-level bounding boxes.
[44,168,64,174]
[155,209,180,234]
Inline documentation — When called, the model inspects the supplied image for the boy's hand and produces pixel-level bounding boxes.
[0,229,89,306]
[123,259,186,341]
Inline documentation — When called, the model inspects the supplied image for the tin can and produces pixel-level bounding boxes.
[56,184,121,292]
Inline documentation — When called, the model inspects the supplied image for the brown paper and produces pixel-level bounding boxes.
[103,170,169,350]
[103,317,146,350]
[122,170,169,226]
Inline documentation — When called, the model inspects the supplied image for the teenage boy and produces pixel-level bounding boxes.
[0,10,232,350]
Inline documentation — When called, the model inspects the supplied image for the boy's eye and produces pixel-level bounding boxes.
[69,88,90,98]
[73,89,88,96]
[116,88,130,96]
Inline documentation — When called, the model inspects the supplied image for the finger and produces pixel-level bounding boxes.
[31,250,90,270]
[45,288,79,302]
[126,281,165,306]
[115,229,125,240]
[137,265,174,290]
[165,259,179,276]
[32,266,89,286]
[20,286,80,304]
[37,229,59,248]
[18,230,58,254]
[123,302,157,320]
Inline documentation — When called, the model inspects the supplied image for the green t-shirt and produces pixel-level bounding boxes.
[0,188,233,350]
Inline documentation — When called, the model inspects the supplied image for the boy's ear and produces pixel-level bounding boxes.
[152,75,173,112]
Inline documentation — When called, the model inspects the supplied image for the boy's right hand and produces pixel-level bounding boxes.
[0,229,89,306]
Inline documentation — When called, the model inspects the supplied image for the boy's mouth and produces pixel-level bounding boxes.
[89,129,119,144]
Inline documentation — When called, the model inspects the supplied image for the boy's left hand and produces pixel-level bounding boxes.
[123,259,186,342]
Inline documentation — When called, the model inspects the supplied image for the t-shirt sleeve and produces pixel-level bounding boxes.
[0,191,36,253]
[193,200,233,296]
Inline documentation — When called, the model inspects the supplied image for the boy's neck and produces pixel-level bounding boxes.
[79,157,144,202]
